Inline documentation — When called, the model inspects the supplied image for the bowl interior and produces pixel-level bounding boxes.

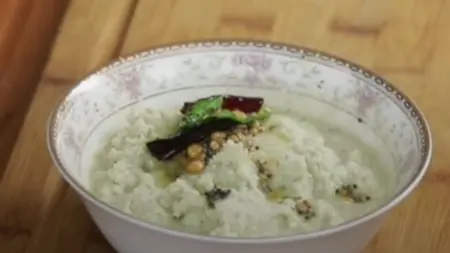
[81,86,397,186]
[49,41,430,219]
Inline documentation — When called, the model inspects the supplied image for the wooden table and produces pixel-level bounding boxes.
[1,0,449,252]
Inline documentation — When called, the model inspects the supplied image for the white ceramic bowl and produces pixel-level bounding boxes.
[47,40,432,253]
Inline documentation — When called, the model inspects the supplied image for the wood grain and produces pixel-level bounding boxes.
[1,0,450,252]
[0,0,70,179]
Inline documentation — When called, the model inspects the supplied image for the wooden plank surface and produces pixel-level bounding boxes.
[0,0,70,178]
[1,0,449,252]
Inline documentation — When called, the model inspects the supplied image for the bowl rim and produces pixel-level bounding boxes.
[47,38,433,243]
